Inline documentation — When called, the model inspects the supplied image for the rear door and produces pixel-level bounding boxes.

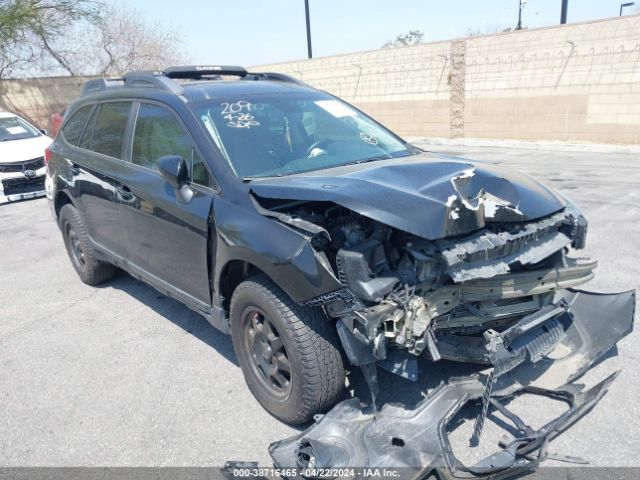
[60,101,132,259]
[115,101,215,305]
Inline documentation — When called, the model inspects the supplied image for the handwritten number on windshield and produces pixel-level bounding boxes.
[221,101,260,129]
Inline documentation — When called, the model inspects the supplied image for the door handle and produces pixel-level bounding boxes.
[116,184,135,202]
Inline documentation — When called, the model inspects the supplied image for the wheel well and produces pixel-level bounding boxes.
[219,260,266,314]
[54,191,72,219]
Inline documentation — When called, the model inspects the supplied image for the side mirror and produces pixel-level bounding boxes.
[40,128,48,136]
[158,155,188,189]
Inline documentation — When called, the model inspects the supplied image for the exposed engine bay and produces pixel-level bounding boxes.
[256,196,592,375]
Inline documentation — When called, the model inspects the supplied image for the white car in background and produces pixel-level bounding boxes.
[0,112,52,204]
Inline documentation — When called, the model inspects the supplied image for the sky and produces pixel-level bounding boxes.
[129,0,639,66]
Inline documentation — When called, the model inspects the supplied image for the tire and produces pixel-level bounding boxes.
[230,275,345,424]
[59,204,117,286]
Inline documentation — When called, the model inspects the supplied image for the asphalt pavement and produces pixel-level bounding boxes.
[0,144,638,467]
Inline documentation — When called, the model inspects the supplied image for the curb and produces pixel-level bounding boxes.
[408,137,640,154]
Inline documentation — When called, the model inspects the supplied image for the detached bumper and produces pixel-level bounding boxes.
[270,289,635,477]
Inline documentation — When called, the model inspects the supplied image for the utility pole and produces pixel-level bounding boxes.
[304,0,313,59]
[561,0,569,24]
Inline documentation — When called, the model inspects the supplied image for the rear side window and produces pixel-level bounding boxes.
[90,102,132,159]
[78,107,98,150]
[61,105,93,146]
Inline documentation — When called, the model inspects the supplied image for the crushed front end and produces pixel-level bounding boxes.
[270,289,635,477]
[251,157,635,476]
[262,198,595,382]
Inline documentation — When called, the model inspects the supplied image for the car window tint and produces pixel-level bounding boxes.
[61,105,93,146]
[91,102,131,158]
[132,104,192,171]
[78,106,98,150]
[0,115,40,142]
[191,149,210,187]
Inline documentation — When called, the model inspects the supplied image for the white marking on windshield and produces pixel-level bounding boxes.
[359,132,378,145]
[220,101,260,129]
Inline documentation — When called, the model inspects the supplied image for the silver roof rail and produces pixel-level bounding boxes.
[81,78,124,96]
[124,71,184,95]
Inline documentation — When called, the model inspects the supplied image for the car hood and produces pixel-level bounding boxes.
[249,152,568,240]
[0,135,51,163]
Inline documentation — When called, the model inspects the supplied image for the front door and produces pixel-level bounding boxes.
[115,102,215,306]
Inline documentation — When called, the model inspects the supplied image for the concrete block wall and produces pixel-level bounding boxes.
[0,76,91,129]
[1,15,638,144]
[256,15,640,145]
[464,15,640,144]
[255,41,452,138]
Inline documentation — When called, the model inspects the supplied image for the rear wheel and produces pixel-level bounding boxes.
[59,204,117,285]
[230,275,345,424]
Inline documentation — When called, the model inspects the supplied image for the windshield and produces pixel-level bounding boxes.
[0,116,41,142]
[194,91,413,178]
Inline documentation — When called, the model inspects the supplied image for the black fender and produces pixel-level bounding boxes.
[213,198,342,306]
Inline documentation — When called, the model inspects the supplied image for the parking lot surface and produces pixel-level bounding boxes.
[1,144,639,467]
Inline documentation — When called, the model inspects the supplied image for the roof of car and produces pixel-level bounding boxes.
[78,66,317,103]
[180,79,316,102]
[0,112,18,118]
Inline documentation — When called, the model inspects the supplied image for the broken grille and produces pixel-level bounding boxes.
[1,176,45,194]
[0,157,45,174]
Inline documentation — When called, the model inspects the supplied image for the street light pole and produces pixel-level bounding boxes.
[305,0,313,59]
[516,0,528,30]
[561,0,569,24]
[620,2,635,16]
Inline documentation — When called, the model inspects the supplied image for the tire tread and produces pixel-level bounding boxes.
[230,274,344,424]
[59,204,117,285]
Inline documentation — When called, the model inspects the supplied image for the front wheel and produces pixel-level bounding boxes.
[230,275,345,424]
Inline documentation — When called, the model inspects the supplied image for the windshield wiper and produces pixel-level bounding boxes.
[243,151,412,180]
[342,151,413,167]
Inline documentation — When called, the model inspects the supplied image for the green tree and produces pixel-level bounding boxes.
[0,1,186,78]
[0,0,99,77]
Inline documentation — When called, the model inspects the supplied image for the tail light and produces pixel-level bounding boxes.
[44,147,53,164]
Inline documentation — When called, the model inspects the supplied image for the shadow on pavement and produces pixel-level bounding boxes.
[99,270,497,433]
[98,270,239,366]
[346,356,483,409]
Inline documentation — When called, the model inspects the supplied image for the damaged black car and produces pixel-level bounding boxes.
[47,66,634,474]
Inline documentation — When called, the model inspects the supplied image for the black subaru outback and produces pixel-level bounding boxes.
[46,66,633,427]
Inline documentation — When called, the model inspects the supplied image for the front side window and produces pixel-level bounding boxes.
[194,91,412,179]
[132,103,210,186]
[0,115,41,142]
[61,104,93,146]
[90,102,132,159]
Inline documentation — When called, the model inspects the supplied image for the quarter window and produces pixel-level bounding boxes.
[78,107,97,150]
[90,102,131,159]
[191,150,210,186]
[61,104,93,146]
